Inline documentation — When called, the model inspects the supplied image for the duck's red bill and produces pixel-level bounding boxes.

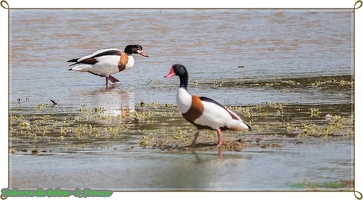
[165,67,175,78]
[139,52,149,57]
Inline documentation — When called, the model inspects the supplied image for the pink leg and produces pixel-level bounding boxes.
[105,77,109,86]
[190,130,200,147]
[216,128,223,147]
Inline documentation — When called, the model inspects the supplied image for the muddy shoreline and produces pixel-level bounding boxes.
[9,100,353,153]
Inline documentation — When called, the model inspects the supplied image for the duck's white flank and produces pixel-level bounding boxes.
[71,55,119,75]
[194,101,232,129]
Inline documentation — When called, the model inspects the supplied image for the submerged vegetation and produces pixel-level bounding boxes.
[191,75,354,94]
[9,100,353,154]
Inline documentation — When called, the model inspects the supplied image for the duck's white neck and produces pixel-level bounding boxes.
[176,88,192,114]
[125,55,134,69]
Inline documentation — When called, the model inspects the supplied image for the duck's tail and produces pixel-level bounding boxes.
[226,109,252,131]
[69,64,92,72]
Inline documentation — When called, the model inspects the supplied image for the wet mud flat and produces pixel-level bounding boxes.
[9,75,354,190]
[9,99,353,153]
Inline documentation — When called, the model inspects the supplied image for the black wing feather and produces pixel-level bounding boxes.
[199,96,227,110]
[67,49,121,63]
[67,58,79,62]
[93,50,121,58]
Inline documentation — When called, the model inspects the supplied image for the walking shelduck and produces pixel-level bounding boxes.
[68,45,149,86]
[165,64,252,147]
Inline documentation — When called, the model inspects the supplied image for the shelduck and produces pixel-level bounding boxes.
[165,64,252,147]
[68,45,149,86]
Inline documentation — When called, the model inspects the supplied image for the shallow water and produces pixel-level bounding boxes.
[10,138,353,191]
[10,9,353,106]
[8,9,354,190]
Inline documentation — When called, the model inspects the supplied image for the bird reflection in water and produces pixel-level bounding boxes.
[82,85,135,116]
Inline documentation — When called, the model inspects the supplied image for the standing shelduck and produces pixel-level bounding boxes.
[68,44,149,86]
[165,64,252,147]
